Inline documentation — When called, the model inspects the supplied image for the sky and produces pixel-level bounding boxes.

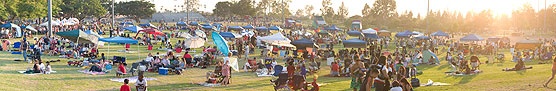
[120,0,556,17]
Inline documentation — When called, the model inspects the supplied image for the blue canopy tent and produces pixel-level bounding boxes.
[139,23,157,28]
[228,26,244,31]
[219,32,238,38]
[211,31,230,56]
[123,26,144,33]
[212,23,222,27]
[343,38,367,48]
[460,34,484,41]
[364,33,380,40]
[176,22,188,26]
[395,30,413,38]
[243,25,255,29]
[431,30,449,37]
[291,38,318,49]
[269,26,283,31]
[255,26,269,32]
[201,25,214,30]
[324,25,341,31]
[189,21,199,26]
[414,35,431,40]
[99,37,139,58]
[347,30,363,36]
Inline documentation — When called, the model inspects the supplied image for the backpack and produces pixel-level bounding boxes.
[411,77,420,87]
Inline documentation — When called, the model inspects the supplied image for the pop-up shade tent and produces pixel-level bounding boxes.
[119,22,134,25]
[2,23,22,37]
[201,23,211,26]
[124,26,144,33]
[343,38,367,48]
[422,50,440,64]
[364,33,380,40]
[56,30,98,44]
[377,30,391,37]
[515,39,542,50]
[228,26,244,31]
[99,36,139,58]
[219,32,240,38]
[255,26,269,32]
[176,22,187,26]
[195,30,207,38]
[347,30,363,36]
[212,23,222,27]
[211,31,230,56]
[243,25,254,29]
[201,25,214,30]
[40,21,61,26]
[431,30,449,37]
[139,23,157,28]
[291,38,318,49]
[258,33,295,47]
[362,28,377,34]
[269,26,282,31]
[395,30,412,38]
[184,37,206,48]
[460,34,484,41]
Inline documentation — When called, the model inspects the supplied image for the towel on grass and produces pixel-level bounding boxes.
[78,70,106,75]
[109,76,157,83]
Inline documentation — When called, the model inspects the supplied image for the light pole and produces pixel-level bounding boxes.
[186,0,190,22]
[111,0,115,37]
[426,0,429,33]
[47,0,52,37]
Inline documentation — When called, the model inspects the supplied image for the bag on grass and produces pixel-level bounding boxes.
[411,77,420,87]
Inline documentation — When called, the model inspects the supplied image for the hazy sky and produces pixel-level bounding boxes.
[121,0,556,17]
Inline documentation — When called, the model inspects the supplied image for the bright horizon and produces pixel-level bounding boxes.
[123,0,556,18]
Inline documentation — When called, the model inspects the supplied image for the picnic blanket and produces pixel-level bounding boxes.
[256,69,274,77]
[109,76,157,83]
[197,82,221,87]
[78,70,106,75]
[422,79,451,86]
[18,71,57,75]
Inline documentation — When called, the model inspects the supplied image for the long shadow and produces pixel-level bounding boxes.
[452,73,479,84]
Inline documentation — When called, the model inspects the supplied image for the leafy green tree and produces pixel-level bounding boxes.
[213,1,233,17]
[115,1,156,21]
[370,0,397,29]
[232,0,256,16]
[60,0,106,18]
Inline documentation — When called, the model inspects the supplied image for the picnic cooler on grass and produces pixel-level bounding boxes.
[158,67,168,75]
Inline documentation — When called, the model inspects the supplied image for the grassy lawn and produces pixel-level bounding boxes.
[0,30,555,91]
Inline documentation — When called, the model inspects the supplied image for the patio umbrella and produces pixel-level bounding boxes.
[211,31,230,56]
[184,37,205,48]
[123,26,144,33]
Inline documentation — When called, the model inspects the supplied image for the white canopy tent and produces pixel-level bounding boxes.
[258,32,296,47]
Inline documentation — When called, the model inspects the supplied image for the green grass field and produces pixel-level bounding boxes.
[1,30,556,91]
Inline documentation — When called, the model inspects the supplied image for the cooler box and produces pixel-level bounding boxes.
[158,67,168,75]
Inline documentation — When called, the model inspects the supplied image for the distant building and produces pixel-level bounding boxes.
[149,12,206,22]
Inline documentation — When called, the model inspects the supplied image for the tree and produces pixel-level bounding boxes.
[512,4,536,31]
[213,1,233,17]
[320,0,334,18]
[362,3,371,17]
[184,0,200,12]
[370,0,397,29]
[115,1,156,21]
[304,5,314,16]
[294,9,304,17]
[232,0,257,16]
[1,0,20,20]
[17,0,47,19]
[255,0,274,15]
[60,0,107,18]
[269,0,292,18]
[337,2,349,19]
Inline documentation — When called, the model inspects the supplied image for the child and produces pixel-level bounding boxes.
[120,79,131,91]
[116,62,126,77]
[44,62,52,74]
[135,72,148,91]
[330,62,340,77]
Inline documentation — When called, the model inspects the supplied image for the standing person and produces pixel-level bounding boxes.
[120,79,131,91]
[349,59,364,91]
[544,58,556,87]
[135,72,147,91]
[221,59,231,86]
[21,38,29,63]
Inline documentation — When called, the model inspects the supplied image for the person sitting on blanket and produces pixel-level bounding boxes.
[330,62,340,77]
[205,71,219,84]
[44,62,52,74]
[89,63,103,72]
[116,62,127,77]
[470,55,480,71]
[32,62,41,73]
[503,58,533,71]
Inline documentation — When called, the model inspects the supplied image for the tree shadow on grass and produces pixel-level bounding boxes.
[444,73,479,84]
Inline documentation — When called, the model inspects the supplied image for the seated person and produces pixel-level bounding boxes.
[470,55,480,71]
[116,62,127,77]
[205,71,219,83]
[503,59,533,71]
[33,63,41,73]
[330,62,340,77]
[89,63,103,72]
[44,62,52,74]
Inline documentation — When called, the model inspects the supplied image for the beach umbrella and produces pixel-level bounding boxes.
[211,31,230,56]
[184,37,205,48]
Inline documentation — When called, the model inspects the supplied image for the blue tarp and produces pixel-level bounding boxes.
[347,30,363,36]
[364,33,380,39]
[176,22,187,26]
[123,26,143,33]
[431,31,449,37]
[460,34,484,41]
[219,32,236,38]
[343,38,367,48]
[228,26,243,31]
[269,26,282,30]
[99,37,138,44]
[243,25,254,29]
[211,32,230,56]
